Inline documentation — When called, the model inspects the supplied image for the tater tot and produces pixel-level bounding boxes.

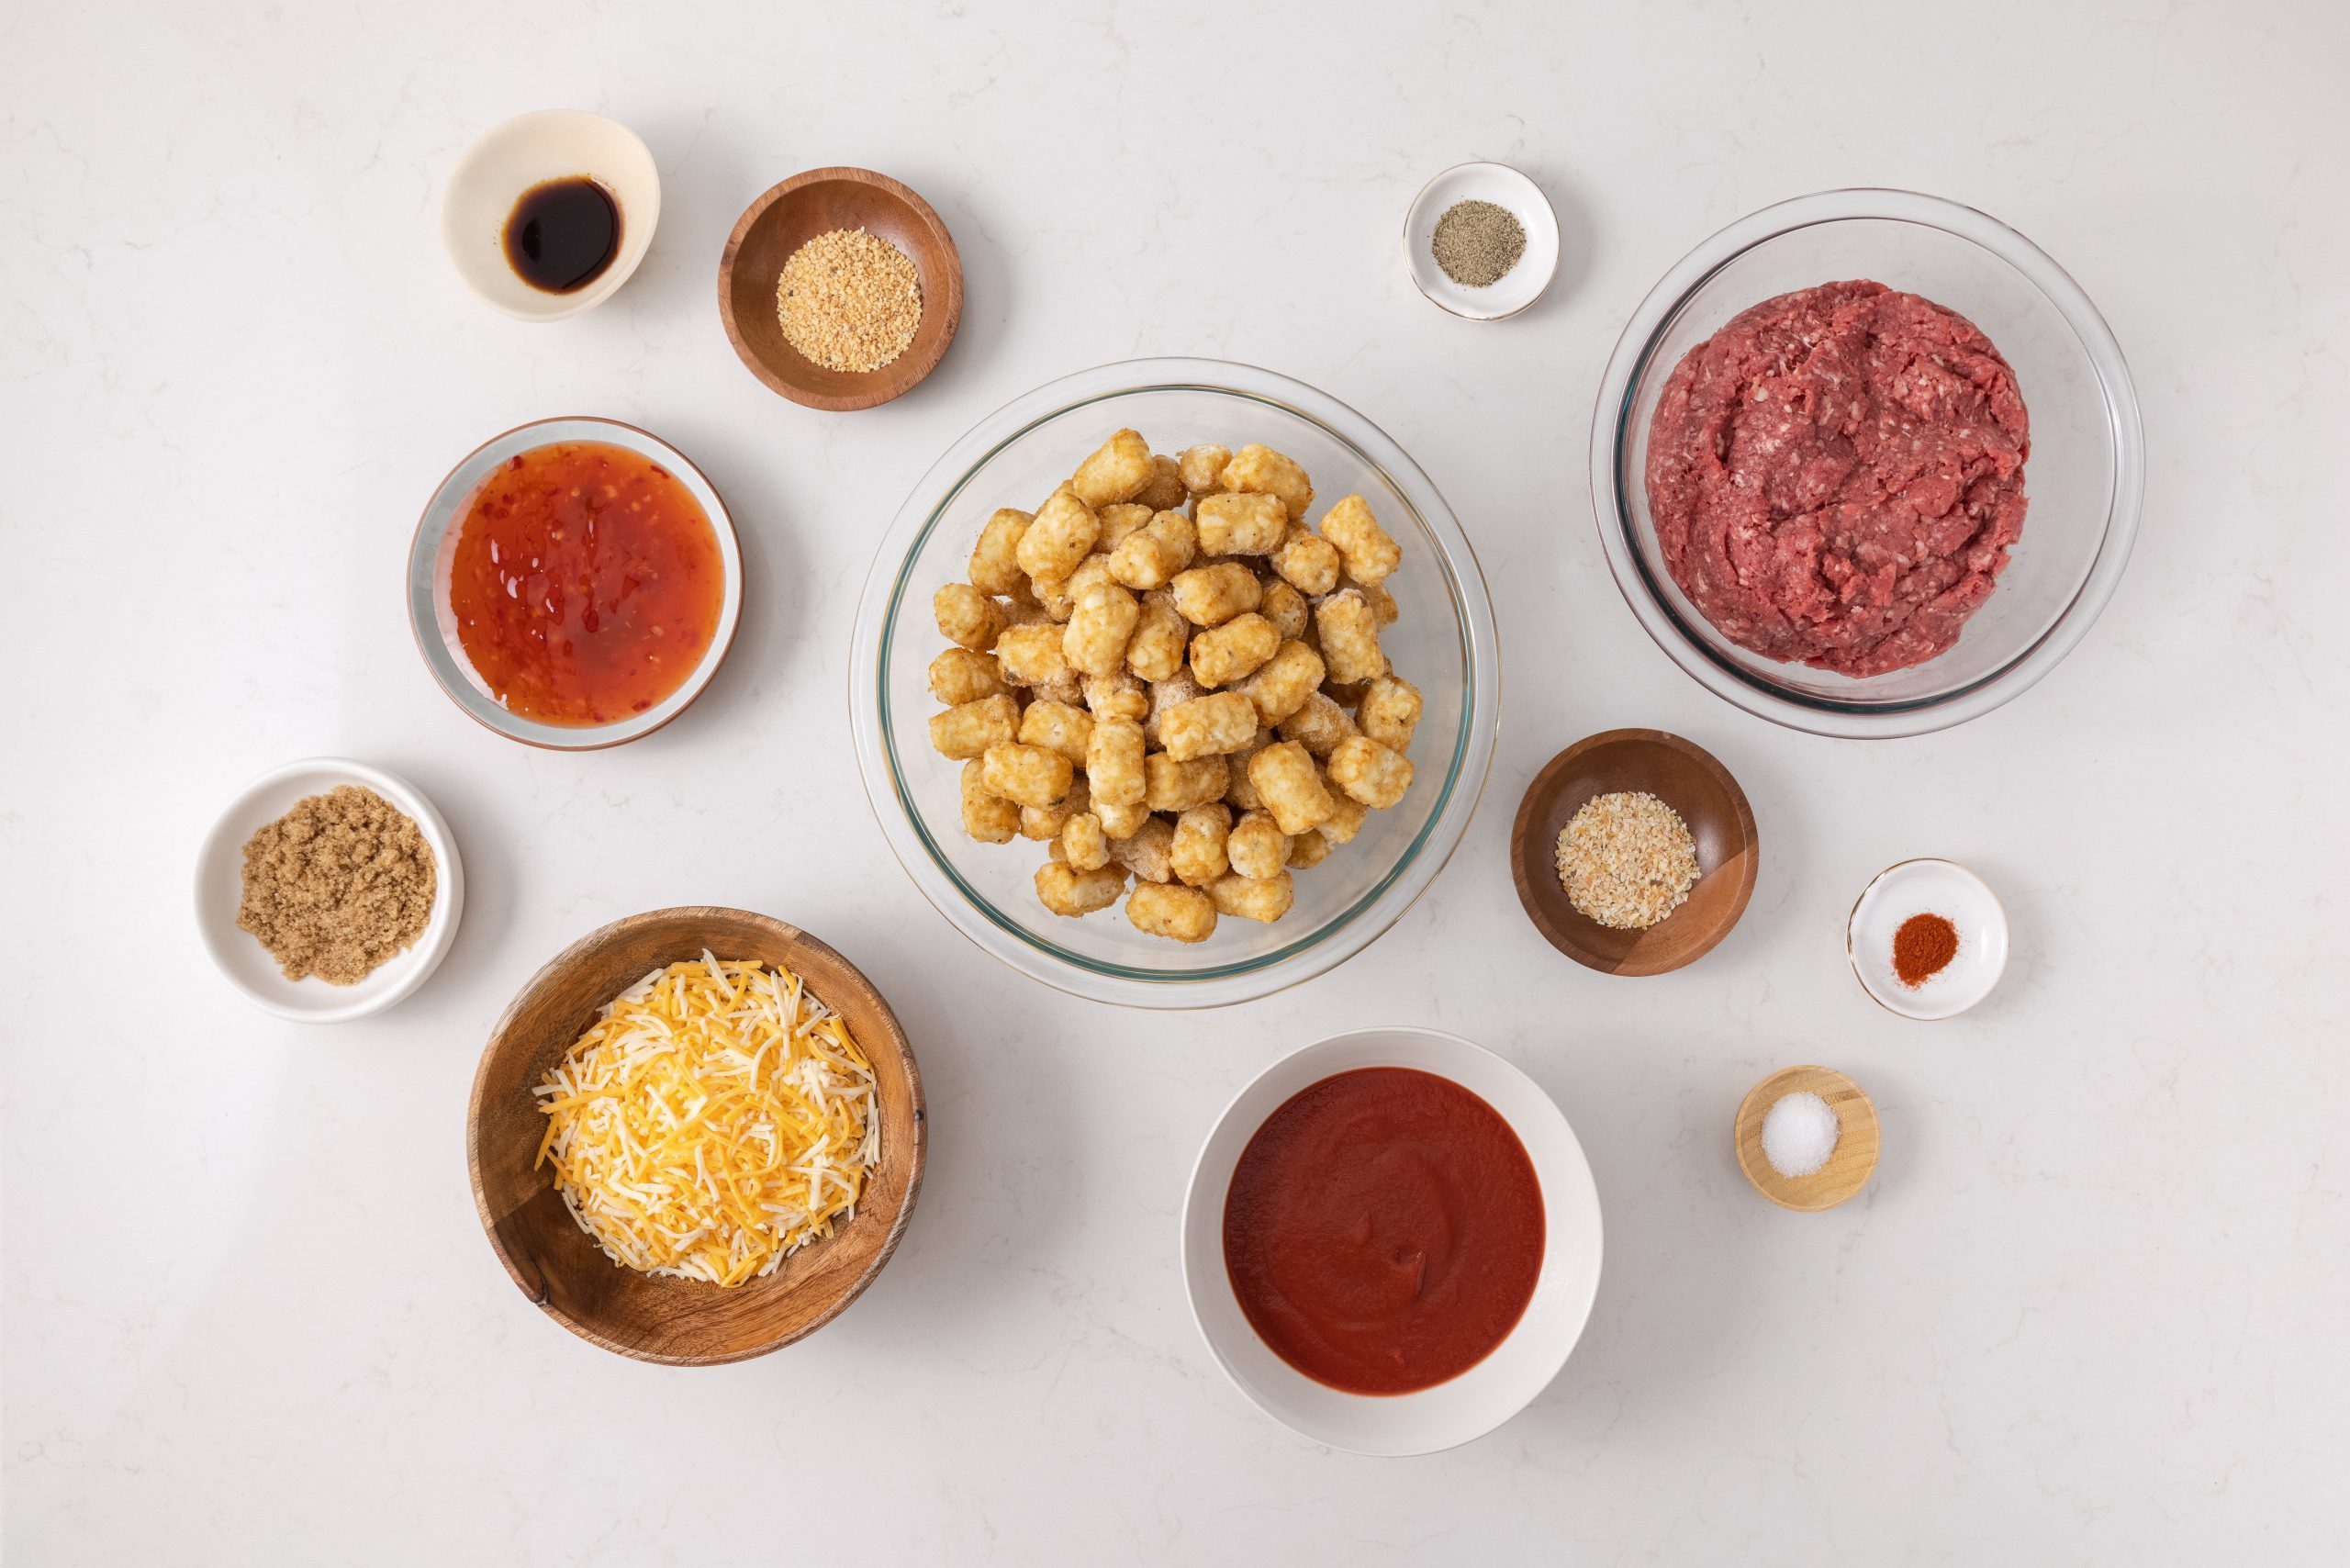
[1069,428,1156,509]
[1125,590,1191,681]
[1315,775,1369,844]
[1111,815,1176,882]
[1314,588,1388,683]
[1145,752,1230,812]
[1136,454,1188,512]
[929,647,1007,706]
[1210,870,1294,924]
[1226,809,1289,879]
[1016,487,1100,579]
[934,582,1005,651]
[1219,443,1314,522]
[968,508,1033,595]
[1032,670,1085,708]
[1260,578,1308,641]
[1095,796,1150,840]
[1271,526,1342,596]
[1327,734,1414,809]
[1063,580,1140,678]
[1087,714,1146,806]
[1224,731,1271,810]
[1317,494,1402,586]
[960,759,1021,844]
[1029,571,1076,622]
[1036,860,1126,917]
[980,743,1075,808]
[1143,670,1204,746]
[1105,508,1197,591]
[1017,699,1094,765]
[1083,670,1147,722]
[1193,490,1289,556]
[995,622,1073,688]
[1061,812,1110,871]
[1170,562,1263,627]
[1159,690,1259,760]
[1127,880,1217,943]
[1357,675,1423,753]
[1348,577,1400,626]
[1096,502,1155,553]
[1285,828,1332,868]
[1278,690,1359,757]
[929,692,1020,759]
[1179,443,1233,496]
[1248,740,1336,834]
[1170,803,1233,887]
[1189,611,1281,689]
[1236,638,1325,725]
[1021,775,1091,840]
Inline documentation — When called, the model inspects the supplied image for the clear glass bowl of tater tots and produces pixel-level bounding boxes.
[850,358,1501,1009]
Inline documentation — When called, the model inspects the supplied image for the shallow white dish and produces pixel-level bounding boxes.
[1402,162,1561,320]
[1180,1027,1603,1456]
[439,109,659,322]
[195,758,464,1025]
[405,416,744,750]
[1846,857,2009,1020]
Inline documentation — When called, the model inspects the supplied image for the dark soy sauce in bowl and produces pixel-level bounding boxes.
[503,177,621,294]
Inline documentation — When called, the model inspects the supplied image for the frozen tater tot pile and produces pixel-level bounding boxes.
[925,430,1425,944]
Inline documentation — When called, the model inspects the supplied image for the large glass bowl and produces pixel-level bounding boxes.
[1592,188,2143,738]
[850,359,1500,1008]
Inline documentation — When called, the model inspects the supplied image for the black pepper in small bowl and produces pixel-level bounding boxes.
[1432,199,1528,287]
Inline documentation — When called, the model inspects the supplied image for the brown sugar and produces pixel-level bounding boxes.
[237,786,436,985]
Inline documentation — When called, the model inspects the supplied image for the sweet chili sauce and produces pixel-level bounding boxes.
[446,442,723,727]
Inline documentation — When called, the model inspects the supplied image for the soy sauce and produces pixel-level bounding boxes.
[502,177,621,294]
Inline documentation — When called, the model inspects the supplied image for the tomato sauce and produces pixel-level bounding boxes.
[1223,1068,1544,1395]
[447,442,723,727]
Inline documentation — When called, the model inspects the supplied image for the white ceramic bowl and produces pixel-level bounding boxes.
[195,758,464,1024]
[406,416,744,750]
[1181,1027,1603,1455]
[1846,857,2010,1019]
[1403,162,1561,320]
[440,109,660,322]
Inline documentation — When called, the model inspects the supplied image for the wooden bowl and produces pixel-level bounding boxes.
[717,167,963,411]
[466,907,925,1363]
[1733,1065,1881,1212]
[1508,728,1758,977]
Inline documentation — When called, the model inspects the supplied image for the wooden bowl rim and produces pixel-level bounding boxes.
[1507,727,1759,977]
[715,165,964,412]
[464,906,926,1364]
[1732,1064,1881,1212]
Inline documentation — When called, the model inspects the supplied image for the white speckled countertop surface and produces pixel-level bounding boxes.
[6,1,2347,1561]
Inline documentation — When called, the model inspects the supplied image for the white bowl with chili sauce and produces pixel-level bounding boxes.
[1181,1027,1604,1455]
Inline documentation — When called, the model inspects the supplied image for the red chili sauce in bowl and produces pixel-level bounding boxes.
[447,441,723,727]
[1222,1067,1544,1395]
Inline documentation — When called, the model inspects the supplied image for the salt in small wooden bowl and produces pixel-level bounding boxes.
[1509,729,1758,976]
[717,167,963,411]
[467,907,925,1364]
[1734,1065,1881,1212]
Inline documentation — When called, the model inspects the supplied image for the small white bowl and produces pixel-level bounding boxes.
[1181,1027,1603,1455]
[440,109,660,322]
[1846,857,2009,1020]
[1402,162,1561,320]
[196,758,464,1024]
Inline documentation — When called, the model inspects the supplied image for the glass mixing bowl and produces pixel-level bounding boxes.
[850,359,1500,1008]
[1592,188,2143,738]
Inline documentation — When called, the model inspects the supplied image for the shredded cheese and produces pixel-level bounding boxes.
[533,953,878,1286]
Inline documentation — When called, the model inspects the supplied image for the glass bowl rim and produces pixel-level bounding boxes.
[1588,186,2145,739]
[848,357,1502,1009]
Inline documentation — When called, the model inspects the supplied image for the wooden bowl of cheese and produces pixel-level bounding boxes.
[467,906,925,1363]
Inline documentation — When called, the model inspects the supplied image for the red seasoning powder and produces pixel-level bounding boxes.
[1893,912,1960,987]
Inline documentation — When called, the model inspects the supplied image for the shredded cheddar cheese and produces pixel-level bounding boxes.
[533,954,878,1286]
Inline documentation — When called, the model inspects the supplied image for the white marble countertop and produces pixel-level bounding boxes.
[7,1,2347,1561]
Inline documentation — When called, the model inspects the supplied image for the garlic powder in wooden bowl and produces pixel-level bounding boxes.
[1554,790,1700,931]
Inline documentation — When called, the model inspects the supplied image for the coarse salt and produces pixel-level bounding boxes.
[1761,1091,1839,1179]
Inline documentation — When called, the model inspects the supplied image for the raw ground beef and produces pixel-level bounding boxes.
[1643,279,2031,677]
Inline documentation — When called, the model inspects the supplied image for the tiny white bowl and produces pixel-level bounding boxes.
[1846,857,2009,1020]
[195,758,464,1025]
[1181,1027,1603,1456]
[1402,162,1561,320]
[440,109,660,322]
